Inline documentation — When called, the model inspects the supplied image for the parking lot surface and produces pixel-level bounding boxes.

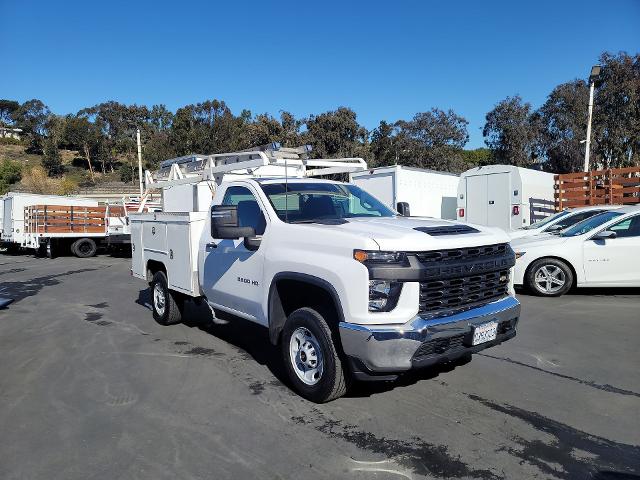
[0,254,638,480]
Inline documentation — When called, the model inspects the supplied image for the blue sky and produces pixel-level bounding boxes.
[1,0,638,148]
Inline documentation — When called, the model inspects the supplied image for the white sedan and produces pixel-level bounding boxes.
[508,205,623,240]
[511,206,640,296]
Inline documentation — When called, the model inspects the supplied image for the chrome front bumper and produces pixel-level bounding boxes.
[339,296,521,377]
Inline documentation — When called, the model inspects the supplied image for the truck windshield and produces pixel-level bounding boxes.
[560,211,623,237]
[260,182,395,223]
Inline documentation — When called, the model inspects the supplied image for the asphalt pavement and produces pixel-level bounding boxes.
[0,254,638,480]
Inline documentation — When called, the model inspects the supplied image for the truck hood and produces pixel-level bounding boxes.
[306,216,510,250]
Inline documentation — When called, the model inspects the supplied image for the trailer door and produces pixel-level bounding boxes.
[487,173,511,230]
[3,197,14,241]
[465,175,488,225]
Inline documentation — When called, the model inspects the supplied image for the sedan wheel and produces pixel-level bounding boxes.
[534,265,566,294]
[526,258,574,297]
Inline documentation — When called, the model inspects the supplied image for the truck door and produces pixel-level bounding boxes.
[487,173,511,230]
[202,185,267,323]
[465,175,488,225]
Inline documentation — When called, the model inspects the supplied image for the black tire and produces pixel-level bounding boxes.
[526,257,574,297]
[281,307,348,403]
[71,238,97,258]
[150,271,183,325]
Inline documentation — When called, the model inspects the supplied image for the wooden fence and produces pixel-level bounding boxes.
[554,166,640,210]
[25,205,107,235]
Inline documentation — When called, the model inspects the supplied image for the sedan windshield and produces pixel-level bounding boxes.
[560,211,624,237]
[260,182,395,223]
[521,210,569,230]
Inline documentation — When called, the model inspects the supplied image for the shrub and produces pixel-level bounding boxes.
[0,159,22,194]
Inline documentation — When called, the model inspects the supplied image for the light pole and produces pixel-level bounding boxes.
[583,64,602,172]
[136,128,144,196]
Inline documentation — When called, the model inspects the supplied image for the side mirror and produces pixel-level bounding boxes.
[546,224,563,232]
[211,205,255,239]
[593,230,617,241]
[397,202,411,217]
[244,236,262,251]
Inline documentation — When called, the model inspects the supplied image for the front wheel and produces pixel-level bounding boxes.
[526,258,574,297]
[150,271,184,325]
[281,308,348,403]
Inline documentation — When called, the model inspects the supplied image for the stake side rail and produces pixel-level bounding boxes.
[25,205,108,235]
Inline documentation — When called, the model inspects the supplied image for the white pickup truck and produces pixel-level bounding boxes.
[131,147,521,402]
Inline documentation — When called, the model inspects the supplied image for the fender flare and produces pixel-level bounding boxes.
[267,272,346,345]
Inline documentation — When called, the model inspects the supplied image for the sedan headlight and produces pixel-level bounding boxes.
[368,280,401,312]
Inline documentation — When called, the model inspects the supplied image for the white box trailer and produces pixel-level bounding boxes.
[0,195,5,242]
[457,165,555,231]
[1,193,98,249]
[350,166,459,219]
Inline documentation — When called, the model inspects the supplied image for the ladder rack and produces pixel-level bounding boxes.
[144,143,367,192]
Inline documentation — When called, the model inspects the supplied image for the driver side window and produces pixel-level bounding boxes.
[222,186,267,235]
[608,215,640,238]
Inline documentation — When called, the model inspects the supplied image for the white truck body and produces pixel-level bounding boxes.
[1,193,98,247]
[130,146,521,402]
[0,195,5,240]
[457,165,555,231]
[350,166,459,219]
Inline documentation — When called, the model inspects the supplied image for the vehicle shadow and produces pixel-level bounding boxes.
[136,288,292,386]
[516,286,640,297]
[136,288,472,399]
[346,357,471,399]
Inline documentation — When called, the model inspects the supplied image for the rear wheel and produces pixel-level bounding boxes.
[281,307,348,403]
[526,258,573,297]
[71,238,97,258]
[150,271,183,325]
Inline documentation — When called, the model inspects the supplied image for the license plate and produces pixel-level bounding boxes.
[472,321,498,346]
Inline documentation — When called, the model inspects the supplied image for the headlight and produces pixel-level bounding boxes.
[515,251,526,259]
[368,280,401,312]
[354,250,407,264]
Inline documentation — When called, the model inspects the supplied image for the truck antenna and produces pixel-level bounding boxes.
[284,155,289,223]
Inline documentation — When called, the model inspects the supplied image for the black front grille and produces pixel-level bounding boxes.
[419,269,510,316]
[415,243,508,264]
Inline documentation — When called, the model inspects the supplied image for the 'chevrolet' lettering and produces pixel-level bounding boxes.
[424,258,511,277]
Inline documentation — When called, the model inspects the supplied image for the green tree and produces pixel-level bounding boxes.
[483,96,540,167]
[42,139,63,176]
[303,107,368,159]
[64,116,104,178]
[0,99,20,127]
[460,148,494,166]
[0,159,22,194]
[592,51,640,168]
[537,80,589,173]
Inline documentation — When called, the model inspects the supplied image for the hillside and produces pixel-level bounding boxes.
[0,142,137,196]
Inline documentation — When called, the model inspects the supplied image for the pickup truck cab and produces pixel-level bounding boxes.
[131,151,521,402]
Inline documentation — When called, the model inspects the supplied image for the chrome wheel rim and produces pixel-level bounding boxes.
[153,283,166,316]
[534,265,566,293]
[289,327,324,386]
